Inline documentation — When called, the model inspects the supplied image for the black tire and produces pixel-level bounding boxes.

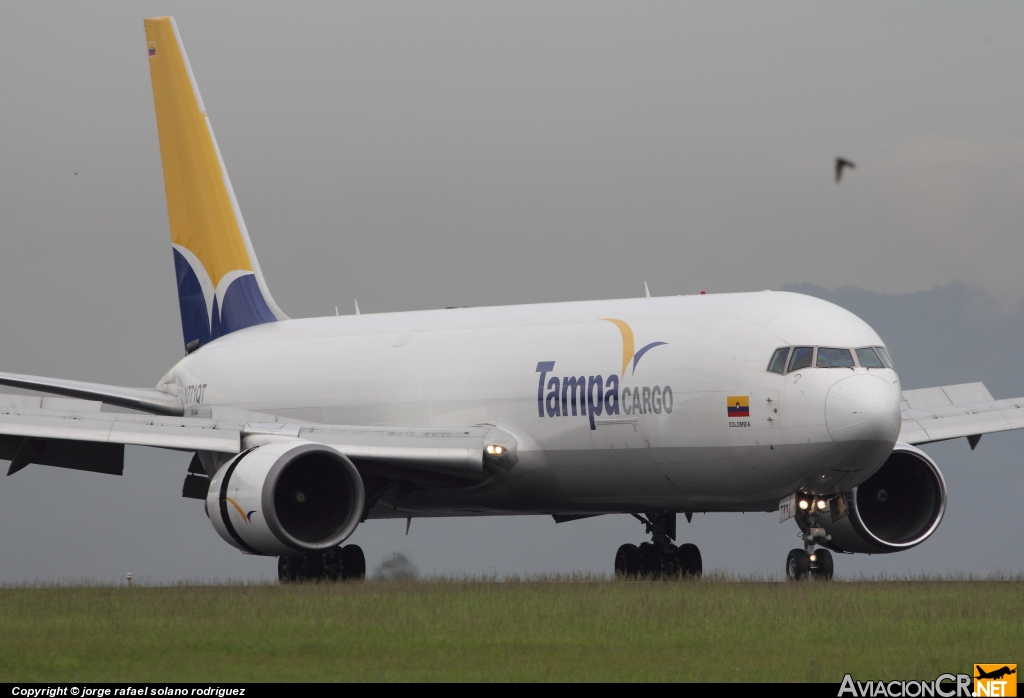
[322,547,342,582]
[661,544,680,577]
[298,553,325,582]
[638,542,661,579]
[786,548,810,581]
[277,556,298,583]
[614,543,641,578]
[811,548,834,581]
[340,544,366,581]
[676,543,702,578]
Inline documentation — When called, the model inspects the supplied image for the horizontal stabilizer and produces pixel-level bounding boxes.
[0,371,183,415]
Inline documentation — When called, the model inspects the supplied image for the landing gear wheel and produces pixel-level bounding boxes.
[662,544,680,577]
[298,553,324,582]
[615,544,641,578]
[786,548,810,581]
[322,548,341,581]
[811,548,834,581]
[340,544,366,581]
[277,556,299,583]
[676,543,702,578]
[638,542,662,579]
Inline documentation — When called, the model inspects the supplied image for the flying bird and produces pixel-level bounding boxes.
[835,157,855,183]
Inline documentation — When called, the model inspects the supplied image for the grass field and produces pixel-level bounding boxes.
[1,577,1021,682]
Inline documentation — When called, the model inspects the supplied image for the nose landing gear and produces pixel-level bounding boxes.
[785,547,834,581]
[278,544,366,583]
[615,513,702,579]
[785,495,835,581]
[810,548,834,580]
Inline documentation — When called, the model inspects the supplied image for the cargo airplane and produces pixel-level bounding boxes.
[3,17,1022,581]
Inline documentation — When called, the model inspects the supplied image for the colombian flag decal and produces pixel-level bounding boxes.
[727,396,750,417]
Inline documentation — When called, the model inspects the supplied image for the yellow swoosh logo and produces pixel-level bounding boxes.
[225,497,249,524]
[601,318,634,377]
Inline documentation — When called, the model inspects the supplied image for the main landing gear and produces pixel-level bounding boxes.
[615,512,702,579]
[278,544,366,583]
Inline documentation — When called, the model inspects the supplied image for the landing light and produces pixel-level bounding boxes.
[486,445,506,456]
[809,554,817,562]
[816,500,827,511]
[798,499,809,510]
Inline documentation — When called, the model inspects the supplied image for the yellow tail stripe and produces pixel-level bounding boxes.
[144,17,252,289]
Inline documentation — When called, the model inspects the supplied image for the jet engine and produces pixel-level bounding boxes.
[815,443,946,554]
[206,440,365,556]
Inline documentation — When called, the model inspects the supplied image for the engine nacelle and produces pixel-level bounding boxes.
[814,443,947,554]
[207,440,365,556]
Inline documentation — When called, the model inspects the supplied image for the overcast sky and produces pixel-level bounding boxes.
[0,3,1022,582]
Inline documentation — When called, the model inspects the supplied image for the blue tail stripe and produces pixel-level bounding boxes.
[173,248,211,350]
[213,274,277,340]
[174,249,277,351]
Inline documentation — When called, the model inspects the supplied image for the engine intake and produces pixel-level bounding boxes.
[207,440,365,556]
[816,442,946,554]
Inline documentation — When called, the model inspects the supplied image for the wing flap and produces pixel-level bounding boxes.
[109,419,240,452]
[0,395,510,483]
[0,435,124,476]
[241,424,512,481]
[901,382,994,410]
[900,381,1024,445]
[298,425,491,474]
[0,394,102,412]
[0,406,240,453]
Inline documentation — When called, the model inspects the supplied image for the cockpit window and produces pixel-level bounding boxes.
[773,345,893,372]
[768,347,790,374]
[856,347,885,368]
[788,346,814,372]
[816,347,855,368]
[874,346,894,369]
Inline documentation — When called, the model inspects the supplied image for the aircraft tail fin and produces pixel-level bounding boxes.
[144,17,288,354]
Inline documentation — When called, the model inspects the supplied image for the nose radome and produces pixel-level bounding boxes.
[825,374,901,448]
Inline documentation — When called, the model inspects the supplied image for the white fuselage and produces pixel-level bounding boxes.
[161,291,903,518]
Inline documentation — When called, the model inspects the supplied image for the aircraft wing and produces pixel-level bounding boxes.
[899,382,1024,447]
[0,392,505,483]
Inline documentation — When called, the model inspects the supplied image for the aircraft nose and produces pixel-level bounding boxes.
[825,374,901,448]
